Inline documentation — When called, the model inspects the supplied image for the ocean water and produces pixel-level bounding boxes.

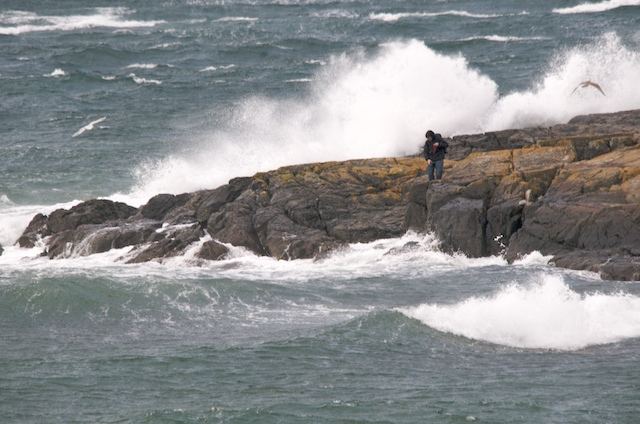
[1,1,640,422]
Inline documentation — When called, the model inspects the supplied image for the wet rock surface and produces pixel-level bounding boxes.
[405,110,640,281]
[17,109,640,280]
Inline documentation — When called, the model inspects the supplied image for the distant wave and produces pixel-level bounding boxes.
[458,35,550,43]
[399,274,640,350]
[553,0,640,14]
[310,10,359,19]
[369,10,501,22]
[125,63,158,69]
[304,59,327,66]
[215,17,258,22]
[128,73,162,85]
[0,7,164,35]
[44,68,66,77]
[199,64,235,72]
[285,78,312,83]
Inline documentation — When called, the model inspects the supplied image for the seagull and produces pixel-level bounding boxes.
[571,80,606,96]
[72,117,107,138]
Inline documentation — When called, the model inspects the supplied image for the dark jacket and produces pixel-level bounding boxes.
[423,134,449,161]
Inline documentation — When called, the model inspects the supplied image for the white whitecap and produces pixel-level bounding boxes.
[0,7,165,35]
[369,10,501,22]
[44,68,66,77]
[554,0,640,14]
[128,73,162,85]
[125,63,158,69]
[199,66,217,72]
[459,35,549,43]
[215,16,258,22]
[399,273,640,350]
[310,10,359,19]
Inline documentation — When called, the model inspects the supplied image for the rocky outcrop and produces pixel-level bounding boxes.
[16,109,640,280]
[18,157,423,264]
[405,111,640,281]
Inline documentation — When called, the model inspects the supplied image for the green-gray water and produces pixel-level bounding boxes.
[2,1,640,422]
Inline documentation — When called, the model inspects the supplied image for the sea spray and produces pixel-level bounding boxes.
[118,35,640,204]
[399,273,640,350]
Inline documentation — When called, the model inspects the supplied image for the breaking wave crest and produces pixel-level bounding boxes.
[0,8,164,35]
[399,274,640,350]
[553,0,640,14]
[369,11,501,22]
[118,33,640,204]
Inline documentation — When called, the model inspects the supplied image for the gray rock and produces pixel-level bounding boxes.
[197,240,229,261]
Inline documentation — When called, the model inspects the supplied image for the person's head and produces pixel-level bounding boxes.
[426,130,434,140]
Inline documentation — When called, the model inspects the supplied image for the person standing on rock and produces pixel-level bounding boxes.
[423,130,448,181]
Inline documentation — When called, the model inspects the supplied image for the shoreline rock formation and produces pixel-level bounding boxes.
[15,109,640,281]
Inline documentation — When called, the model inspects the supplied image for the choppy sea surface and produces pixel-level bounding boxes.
[2,1,640,422]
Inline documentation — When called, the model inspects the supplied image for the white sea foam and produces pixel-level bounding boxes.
[310,10,359,19]
[101,75,117,81]
[0,200,80,247]
[215,17,258,22]
[459,35,549,43]
[553,0,640,14]
[128,73,162,85]
[114,34,640,203]
[0,8,165,35]
[44,68,66,77]
[199,66,218,72]
[399,274,640,350]
[0,231,506,282]
[513,251,552,266]
[125,63,158,69]
[285,78,312,83]
[369,11,501,22]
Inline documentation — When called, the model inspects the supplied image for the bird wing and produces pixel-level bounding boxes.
[72,117,107,138]
[590,82,606,96]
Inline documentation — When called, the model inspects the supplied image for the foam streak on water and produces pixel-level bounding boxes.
[553,0,640,14]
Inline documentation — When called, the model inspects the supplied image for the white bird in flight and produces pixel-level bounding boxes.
[72,117,107,138]
[571,80,606,96]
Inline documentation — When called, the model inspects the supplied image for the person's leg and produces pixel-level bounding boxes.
[435,160,444,179]
[427,162,435,180]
